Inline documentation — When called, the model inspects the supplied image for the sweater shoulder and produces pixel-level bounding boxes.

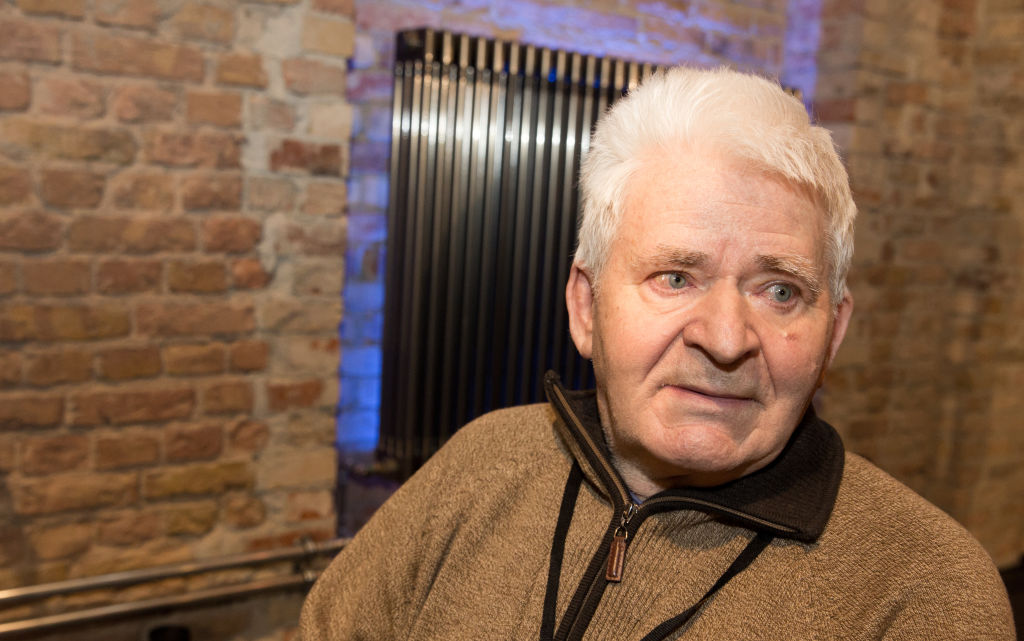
[414,402,564,486]
[837,453,974,539]
[833,453,994,562]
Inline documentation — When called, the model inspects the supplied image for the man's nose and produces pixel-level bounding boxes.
[680,282,759,365]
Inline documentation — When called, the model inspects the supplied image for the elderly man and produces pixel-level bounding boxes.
[300,67,1015,640]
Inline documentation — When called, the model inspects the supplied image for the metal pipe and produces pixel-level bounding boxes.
[0,538,348,607]
[0,573,316,639]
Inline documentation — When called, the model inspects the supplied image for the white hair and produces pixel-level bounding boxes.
[576,66,856,305]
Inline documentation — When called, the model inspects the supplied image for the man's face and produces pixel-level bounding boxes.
[567,149,852,491]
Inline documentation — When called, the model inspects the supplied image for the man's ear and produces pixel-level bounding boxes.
[826,288,854,365]
[566,263,596,359]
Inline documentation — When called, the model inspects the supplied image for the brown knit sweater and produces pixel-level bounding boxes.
[299,377,1015,640]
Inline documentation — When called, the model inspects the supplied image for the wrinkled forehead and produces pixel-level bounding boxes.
[622,148,826,234]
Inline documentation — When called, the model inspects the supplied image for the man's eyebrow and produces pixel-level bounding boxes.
[756,254,823,302]
[635,246,709,269]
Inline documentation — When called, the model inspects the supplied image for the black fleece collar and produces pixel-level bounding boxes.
[544,371,845,543]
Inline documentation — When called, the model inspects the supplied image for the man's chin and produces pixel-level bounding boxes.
[641,430,753,483]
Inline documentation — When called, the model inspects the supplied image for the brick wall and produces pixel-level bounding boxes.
[815,0,1024,567]
[0,0,352,634]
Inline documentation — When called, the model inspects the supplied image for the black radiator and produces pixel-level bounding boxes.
[380,29,656,477]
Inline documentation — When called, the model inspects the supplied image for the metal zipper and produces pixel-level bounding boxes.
[548,379,799,640]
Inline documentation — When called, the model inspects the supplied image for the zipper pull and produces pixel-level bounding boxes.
[606,502,637,582]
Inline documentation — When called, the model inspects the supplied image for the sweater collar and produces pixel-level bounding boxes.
[543,371,844,543]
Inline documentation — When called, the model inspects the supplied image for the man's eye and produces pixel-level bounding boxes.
[663,273,687,290]
[769,283,795,303]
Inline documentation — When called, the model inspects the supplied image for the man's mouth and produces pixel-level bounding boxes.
[661,383,756,403]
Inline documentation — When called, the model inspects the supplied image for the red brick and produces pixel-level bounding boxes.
[276,219,346,256]
[0,303,130,341]
[24,349,92,385]
[94,0,161,30]
[0,393,64,428]
[0,350,22,387]
[95,431,160,470]
[112,85,177,123]
[22,433,90,475]
[143,130,241,169]
[0,440,14,475]
[1,119,136,164]
[164,343,226,375]
[216,53,267,88]
[0,261,16,296]
[36,75,105,118]
[355,1,435,30]
[68,215,124,252]
[248,96,295,132]
[227,419,268,452]
[172,2,234,43]
[72,388,195,426]
[181,173,242,211]
[40,169,106,209]
[168,259,228,293]
[886,82,929,105]
[137,301,254,337]
[0,71,31,111]
[165,421,222,461]
[202,216,261,253]
[230,258,270,290]
[28,521,95,560]
[282,59,346,96]
[229,340,268,372]
[0,19,62,63]
[312,0,353,15]
[246,176,296,212]
[814,97,857,123]
[142,460,251,498]
[96,258,162,294]
[164,500,217,534]
[939,10,974,38]
[72,32,204,81]
[98,345,161,380]
[0,210,63,251]
[98,510,162,545]
[267,380,324,411]
[186,90,241,127]
[23,259,92,296]
[202,380,253,414]
[12,472,137,515]
[270,139,342,176]
[121,217,197,253]
[0,165,33,205]
[975,44,1021,66]
[303,180,347,215]
[110,172,174,211]
[301,14,355,58]
[222,492,265,528]
[17,0,86,18]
